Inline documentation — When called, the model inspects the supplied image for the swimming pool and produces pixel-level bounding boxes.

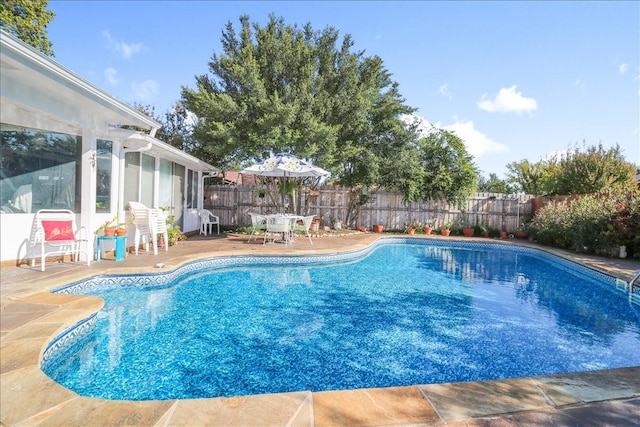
[43,239,640,401]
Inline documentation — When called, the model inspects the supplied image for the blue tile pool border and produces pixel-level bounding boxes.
[52,238,620,296]
[41,313,97,366]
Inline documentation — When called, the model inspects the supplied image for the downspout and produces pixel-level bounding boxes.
[118,139,153,225]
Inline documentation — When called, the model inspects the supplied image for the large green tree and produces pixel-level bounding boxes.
[505,159,551,195]
[182,15,339,167]
[182,15,479,221]
[413,130,477,206]
[477,172,516,194]
[0,0,55,56]
[182,15,417,215]
[135,102,197,153]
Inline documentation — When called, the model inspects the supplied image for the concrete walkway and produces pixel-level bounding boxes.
[2,233,639,426]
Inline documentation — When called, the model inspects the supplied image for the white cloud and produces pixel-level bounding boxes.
[477,86,537,114]
[104,67,119,86]
[441,120,509,158]
[438,83,453,100]
[401,113,509,159]
[102,29,145,60]
[131,80,159,103]
[400,113,436,136]
[619,63,629,74]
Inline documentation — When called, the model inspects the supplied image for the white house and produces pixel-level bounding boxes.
[0,30,219,265]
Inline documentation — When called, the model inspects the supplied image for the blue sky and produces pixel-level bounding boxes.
[47,1,639,177]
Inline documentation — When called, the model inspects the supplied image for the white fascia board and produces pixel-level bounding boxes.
[148,136,219,173]
[0,30,160,133]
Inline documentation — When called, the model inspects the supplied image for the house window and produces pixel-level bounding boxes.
[186,169,199,209]
[141,154,155,207]
[123,152,140,208]
[159,159,173,208]
[96,139,112,212]
[0,124,81,213]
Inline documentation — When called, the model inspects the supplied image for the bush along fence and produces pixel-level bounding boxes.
[528,190,639,259]
[204,185,534,234]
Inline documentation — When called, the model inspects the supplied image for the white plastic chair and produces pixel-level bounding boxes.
[129,201,168,255]
[293,215,315,245]
[150,208,169,255]
[247,212,267,242]
[199,209,220,235]
[129,201,152,254]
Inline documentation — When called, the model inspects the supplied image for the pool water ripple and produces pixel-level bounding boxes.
[42,241,640,400]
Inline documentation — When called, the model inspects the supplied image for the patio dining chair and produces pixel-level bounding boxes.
[247,212,267,242]
[293,215,315,245]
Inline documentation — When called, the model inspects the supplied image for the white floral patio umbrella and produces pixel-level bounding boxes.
[240,153,330,178]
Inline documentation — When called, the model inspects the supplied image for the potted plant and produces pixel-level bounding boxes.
[372,224,384,233]
[95,215,118,237]
[406,219,420,235]
[458,211,474,237]
[515,222,529,239]
[479,224,490,238]
[116,212,134,237]
[440,221,452,236]
[423,221,433,235]
[462,226,475,237]
[159,208,187,246]
[254,188,267,199]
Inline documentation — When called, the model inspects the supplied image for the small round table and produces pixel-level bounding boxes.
[96,235,128,261]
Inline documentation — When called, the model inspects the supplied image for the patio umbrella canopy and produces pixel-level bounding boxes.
[240,153,330,178]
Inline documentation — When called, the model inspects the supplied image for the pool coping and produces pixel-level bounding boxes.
[2,234,639,426]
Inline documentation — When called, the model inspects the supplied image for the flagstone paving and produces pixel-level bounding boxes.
[2,232,639,426]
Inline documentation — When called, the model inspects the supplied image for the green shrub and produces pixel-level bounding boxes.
[529,202,573,248]
[167,225,186,246]
[234,226,255,234]
[529,189,639,258]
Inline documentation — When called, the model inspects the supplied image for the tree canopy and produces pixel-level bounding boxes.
[477,173,516,194]
[0,0,55,56]
[181,15,477,219]
[506,142,637,195]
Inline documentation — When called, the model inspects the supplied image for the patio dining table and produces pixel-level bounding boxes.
[264,214,303,245]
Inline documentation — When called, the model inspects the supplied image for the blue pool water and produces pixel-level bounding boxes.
[43,241,640,401]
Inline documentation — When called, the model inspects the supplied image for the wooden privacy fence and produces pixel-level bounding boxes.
[205,185,534,232]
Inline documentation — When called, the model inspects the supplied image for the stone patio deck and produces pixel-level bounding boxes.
[2,233,639,426]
